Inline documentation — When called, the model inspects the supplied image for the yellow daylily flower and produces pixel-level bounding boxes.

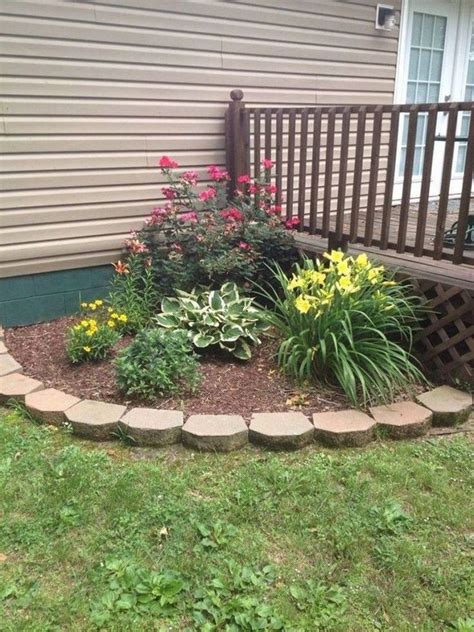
[119,314,128,322]
[80,320,89,327]
[80,302,88,308]
[89,303,97,311]
[337,276,359,294]
[287,276,305,291]
[86,329,95,337]
[73,324,81,331]
[323,250,345,264]
[83,346,92,353]
[94,299,103,306]
[294,294,312,314]
[310,271,326,285]
[111,312,119,319]
[355,253,369,268]
[336,259,350,276]
[107,307,113,313]
[107,320,116,328]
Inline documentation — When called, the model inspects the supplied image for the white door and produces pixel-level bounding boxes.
[452,8,474,190]
[394,0,473,201]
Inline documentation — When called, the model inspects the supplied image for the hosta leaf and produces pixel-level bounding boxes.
[155,314,179,328]
[233,340,252,360]
[209,291,225,311]
[193,333,214,348]
[221,324,245,341]
[228,302,244,316]
[220,282,238,295]
[161,297,180,314]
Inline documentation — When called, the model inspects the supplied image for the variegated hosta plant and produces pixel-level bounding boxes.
[155,282,268,360]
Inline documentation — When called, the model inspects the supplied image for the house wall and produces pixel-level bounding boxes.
[0,0,401,324]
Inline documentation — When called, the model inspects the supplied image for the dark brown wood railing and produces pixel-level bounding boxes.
[225,90,474,265]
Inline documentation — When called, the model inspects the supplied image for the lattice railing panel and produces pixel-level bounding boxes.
[412,279,474,384]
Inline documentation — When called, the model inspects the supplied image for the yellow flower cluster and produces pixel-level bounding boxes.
[288,251,392,315]
[78,299,128,330]
[73,318,99,337]
[106,308,128,328]
[81,299,104,311]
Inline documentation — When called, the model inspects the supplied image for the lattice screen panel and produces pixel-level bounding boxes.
[412,279,474,385]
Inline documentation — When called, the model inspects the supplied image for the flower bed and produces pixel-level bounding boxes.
[4,317,349,418]
[0,156,448,450]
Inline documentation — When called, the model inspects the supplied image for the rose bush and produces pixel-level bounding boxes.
[119,157,297,297]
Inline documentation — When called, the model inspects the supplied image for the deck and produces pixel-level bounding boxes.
[295,230,474,292]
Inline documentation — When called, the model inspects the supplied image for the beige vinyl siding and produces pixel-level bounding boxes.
[0,0,401,278]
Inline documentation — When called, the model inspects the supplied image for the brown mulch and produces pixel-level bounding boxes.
[5,317,350,420]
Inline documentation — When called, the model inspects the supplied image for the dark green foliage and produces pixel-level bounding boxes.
[115,328,201,399]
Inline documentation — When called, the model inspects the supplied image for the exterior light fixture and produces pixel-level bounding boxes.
[375,4,396,30]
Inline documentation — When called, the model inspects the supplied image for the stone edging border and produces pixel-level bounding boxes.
[0,326,472,452]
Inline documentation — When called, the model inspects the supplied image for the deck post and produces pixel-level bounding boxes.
[225,89,247,194]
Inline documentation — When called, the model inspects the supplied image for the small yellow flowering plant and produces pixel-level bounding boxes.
[261,252,424,405]
[66,299,127,363]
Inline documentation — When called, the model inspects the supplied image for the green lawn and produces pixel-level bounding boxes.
[0,407,472,631]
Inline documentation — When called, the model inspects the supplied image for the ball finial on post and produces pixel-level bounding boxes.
[230,89,244,102]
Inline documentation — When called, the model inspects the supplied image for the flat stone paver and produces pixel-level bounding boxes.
[0,372,44,404]
[25,388,80,425]
[370,401,432,439]
[0,354,23,377]
[0,341,7,354]
[119,408,183,446]
[182,414,248,452]
[416,386,472,426]
[65,399,126,440]
[249,412,314,449]
[313,410,375,447]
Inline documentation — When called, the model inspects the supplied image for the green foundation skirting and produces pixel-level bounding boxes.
[0,266,114,327]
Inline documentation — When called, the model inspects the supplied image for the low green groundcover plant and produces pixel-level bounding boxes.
[66,299,125,363]
[260,251,425,406]
[155,282,269,360]
[115,328,201,399]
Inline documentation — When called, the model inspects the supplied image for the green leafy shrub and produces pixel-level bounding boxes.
[260,252,425,405]
[115,328,201,399]
[118,157,297,296]
[108,253,160,332]
[66,300,122,363]
[155,282,268,360]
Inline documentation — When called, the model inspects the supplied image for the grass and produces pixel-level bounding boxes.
[0,407,472,631]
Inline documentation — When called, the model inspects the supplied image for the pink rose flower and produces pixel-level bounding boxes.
[181,170,199,185]
[248,184,260,195]
[125,238,149,254]
[262,158,274,170]
[265,184,278,195]
[208,165,230,182]
[239,241,251,251]
[179,211,198,223]
[284,217,300,230]
[199,187,217,202]
[220,208,244,222]
[237,174,251,184]
[162,186,177,200]
[147,206,170,225]
[159,155,179,169]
